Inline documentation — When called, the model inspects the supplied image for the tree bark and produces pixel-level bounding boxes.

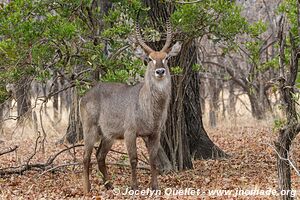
[247,91,265,120]
[275,128,293,200]
[65,87,83,144]
[228,81,237,118]
[208,76,221,128]
[53,71,59,121]
[16,77,32,123]
[0,103,3,133]
[199,78,206,115]
[275,14,300,198]
[91,0,112,81]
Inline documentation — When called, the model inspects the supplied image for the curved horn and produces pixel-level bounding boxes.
[161,19,172,52]
[135,12,154,54]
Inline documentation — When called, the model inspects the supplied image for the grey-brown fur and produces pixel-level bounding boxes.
[80,19,181,193]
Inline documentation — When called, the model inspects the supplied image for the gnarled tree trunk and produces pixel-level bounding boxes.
[275,14,300,199]
[65,87,83,144]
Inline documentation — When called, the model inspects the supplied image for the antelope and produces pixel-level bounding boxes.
[80,17,181,193]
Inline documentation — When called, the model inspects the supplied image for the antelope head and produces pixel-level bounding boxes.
[134,18,182,81]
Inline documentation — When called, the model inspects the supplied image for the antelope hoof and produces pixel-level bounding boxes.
[104,181,114,190]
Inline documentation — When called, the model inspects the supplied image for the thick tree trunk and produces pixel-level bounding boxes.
[275,79,298,200]
[143,0,228,171]
[275,128,293,200]
[16,77,32,123]
[64,87,83,144]
[247,91,265,120]
[275,19,300,199]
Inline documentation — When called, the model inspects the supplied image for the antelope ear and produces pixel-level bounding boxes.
[134,46,148,61]
[167,42,182,57]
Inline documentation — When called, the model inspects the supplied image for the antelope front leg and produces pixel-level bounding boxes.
[146,134,160,190]
[124,131,138,190]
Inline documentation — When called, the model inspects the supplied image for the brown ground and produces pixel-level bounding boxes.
[0,121,300,200]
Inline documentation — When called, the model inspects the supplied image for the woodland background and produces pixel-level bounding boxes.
[0,0,300,199]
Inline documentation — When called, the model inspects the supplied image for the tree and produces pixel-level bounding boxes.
[139,0,248,170]
[274,1,300,199]
[64,0,112,144]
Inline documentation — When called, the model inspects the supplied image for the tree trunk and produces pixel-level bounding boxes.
[59,76,67,115]
[199,78,206,115]
[91,0,112,81]
[275,78,298,200]
[208,77,221,128]
[53,71,59,121]
[143,0,228,171]
[64,87,83,144]
[247,91,265,120]
[221,85,226,119]
[0,103,3,133]
[228,81,237,118]
[16,77,32,123]
[275,16,300,199]
[275,128,293,200]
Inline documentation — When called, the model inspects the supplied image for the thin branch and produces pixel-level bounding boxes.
[108,45,130,61]
[0,145,18,156]
[202,60,247,89]
[263,142,300,176]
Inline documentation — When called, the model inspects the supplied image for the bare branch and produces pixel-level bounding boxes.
[108,45,130,61]
[0,145,18,156]
[264,142,300,176]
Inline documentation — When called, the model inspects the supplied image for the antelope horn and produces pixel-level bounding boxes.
[161,19,172,52]
[135,12,154,54]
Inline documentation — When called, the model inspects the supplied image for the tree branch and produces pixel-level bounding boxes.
[202,60,247,89]
[0,145,18,156]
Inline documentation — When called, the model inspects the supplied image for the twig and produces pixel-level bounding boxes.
[263,142,300,176]
[0,144,83,176]
[0,145,18,156]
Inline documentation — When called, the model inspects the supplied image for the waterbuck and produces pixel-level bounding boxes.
[80,18,181,193]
